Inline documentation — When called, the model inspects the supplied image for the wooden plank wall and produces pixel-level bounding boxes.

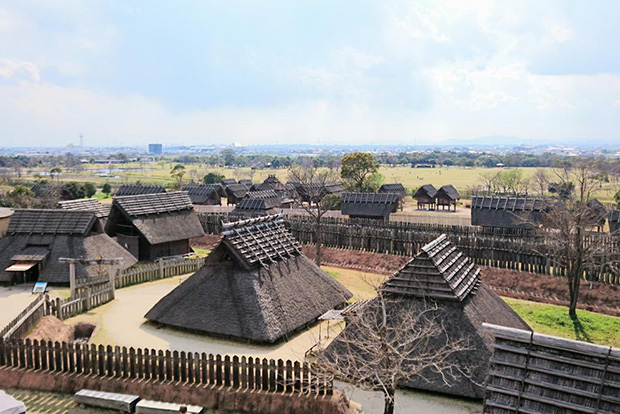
[0,339,333,396]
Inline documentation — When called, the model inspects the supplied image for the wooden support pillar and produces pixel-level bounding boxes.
[108,264,117,299]
[158,259,165,279]
[69,263,76,298]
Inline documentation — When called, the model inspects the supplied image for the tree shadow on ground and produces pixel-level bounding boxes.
[572,318,591,343]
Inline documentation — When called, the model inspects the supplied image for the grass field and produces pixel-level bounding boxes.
[504,297,620,347]
[12,162,618,202]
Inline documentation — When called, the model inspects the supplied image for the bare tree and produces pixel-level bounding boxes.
[317,290,471,414]
[479,171,500,195]
[288,162,339,266]
[541,160,617,319]
[532,168,549,196]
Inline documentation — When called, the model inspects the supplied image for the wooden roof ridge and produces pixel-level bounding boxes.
[58,198,110,218]
[383,234,480,301]
[341,192,399,204]
[245,189,279,200]
[116,184,166,196]
[221,213,301,268]
[113,191,194,217]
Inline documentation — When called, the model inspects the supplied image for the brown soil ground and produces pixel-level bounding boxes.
[191,234,222,249]
[27,316,74,343]
[302,245,620,317]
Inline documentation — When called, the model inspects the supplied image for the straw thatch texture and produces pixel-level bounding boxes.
[182,184,222,205]
[145,215,352,343]
[413,184,437,208]
[231,192,282,218]
[224,183,249,204]
[340,192,399,220]
[115,184,166,196]
[0,210,137,284]
[58,199,111,227]
[324,235,529,399]
[483,324,620,414]
[105,192,204,260]
[382,234,480,301]
[379,183,407,198]
[471,196,546,229]
[238,179,253,189]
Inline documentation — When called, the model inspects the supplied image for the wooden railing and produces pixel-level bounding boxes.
[0,339,333,396]
[0,295,49,342]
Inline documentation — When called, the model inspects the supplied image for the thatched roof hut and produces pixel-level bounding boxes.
[610,210,620,235]
[224,183,248,205]
[413,184,437,209]
[238,179,253,189]
[585,198,607,231]
[231,190,282,218]
[58,198,111,227]
[182,184,222,205]
[145,214,352,343]
[379,183,407,198]
[471,196,546,229]
[0,209,137,285]
[324,234,529,398]
[252,175,287,197]
[435,185,460,211]
[483,324,620,414]
[340,192,399,221]
[115,184,166,197]
[221,178,237,187]
[105,192,204,261]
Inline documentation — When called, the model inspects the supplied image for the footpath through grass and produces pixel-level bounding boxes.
[503,297,620,347]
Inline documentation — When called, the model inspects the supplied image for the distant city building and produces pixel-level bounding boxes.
[148,143,163,154]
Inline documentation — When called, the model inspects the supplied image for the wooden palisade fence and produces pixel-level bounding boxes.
[0,338,333,396]
[198,213,620,284]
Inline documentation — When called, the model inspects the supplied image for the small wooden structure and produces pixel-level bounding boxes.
[289,182,345,205]
[434,185,460,211]
[224,183,248,205]
[379,183,407,209]
[0,210,136,284]
[231,190,282,218]
[252,175,287,199]
[483,323,620,414]
[115,184,165,197]
[413,184,437,210]
[238,179,253,189]
[59,257,124,299]
[105,192,205,261]
[220,178,237,187]
[340,192,399,221]
[586,198,607,232]
[182,184,222,205]
[145,214,352,343]
[471,196,546,229]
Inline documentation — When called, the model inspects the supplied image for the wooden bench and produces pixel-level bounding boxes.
[136,400,204,414]
[74,389,140,413]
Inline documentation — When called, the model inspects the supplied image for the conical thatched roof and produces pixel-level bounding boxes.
[324,235,529,399]
[145,214,353,343]
[0,209,137,284]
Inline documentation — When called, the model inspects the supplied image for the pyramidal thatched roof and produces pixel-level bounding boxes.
[145,214,353,343]
[324,235,529,399]
[383,234,480,301]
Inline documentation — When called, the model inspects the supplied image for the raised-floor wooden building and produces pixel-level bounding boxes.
[435,185,460,211]
[413,184,437,210]
[0,209,136,284]
[105,192,204,261]
[145,214,352,343]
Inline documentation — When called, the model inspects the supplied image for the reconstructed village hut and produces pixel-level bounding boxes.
[483,324,620,414]
[340,192,399,221]
[435,185,460,211]
[0,209,137,284]
[379,183,407,210]
[182,184,222,205]
[252,175,287,199]
[610,210,620,235]
[115,184,166,197]
[413,184,437,210]
[231,190,282,218]
[58,198,111,226]
[221,178,238,187]
[105,192,205,260]
[238,179,253,189]
[224,183,248,205]
[145,214,353,343]
[290,182,345,205]
[471,196,546,229]
[324,234,529,398]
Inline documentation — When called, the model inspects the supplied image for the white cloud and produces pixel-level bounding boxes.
[0,59,41,82]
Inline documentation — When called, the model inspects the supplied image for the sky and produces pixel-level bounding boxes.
[1,0,620,147]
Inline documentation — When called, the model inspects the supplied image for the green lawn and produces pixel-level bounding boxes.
[503,297,620,347]
[192,247,211,257]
